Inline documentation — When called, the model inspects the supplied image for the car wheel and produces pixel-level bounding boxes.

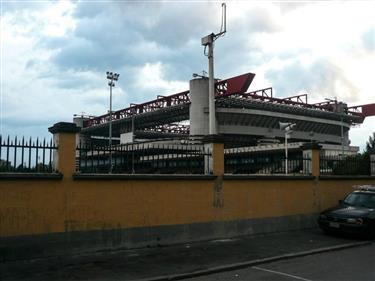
[322,228,332,235]
[368,224,375,240]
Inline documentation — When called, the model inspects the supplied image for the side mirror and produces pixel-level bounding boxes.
[338,199,343,205]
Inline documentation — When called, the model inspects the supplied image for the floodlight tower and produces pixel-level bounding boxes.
[201,3,226,135]
[106,71,120,173]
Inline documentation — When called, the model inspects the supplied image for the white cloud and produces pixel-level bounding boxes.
[1,0,374,149]
[134,62,188,95]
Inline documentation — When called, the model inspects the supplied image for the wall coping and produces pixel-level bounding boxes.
[48,122,81,134]
[73,173,217,180]
[300,142,322,150]
[202,134,226,144]
[0,173,63,180]
[224,174,315,180]
[319,175,375,180]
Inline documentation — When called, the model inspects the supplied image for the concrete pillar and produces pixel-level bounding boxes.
[189,78,209,136]
[48,122,81,177]
[301,143,322,177]
[212,143,224,176]
[203,135,224,209]
[203,135,224,176]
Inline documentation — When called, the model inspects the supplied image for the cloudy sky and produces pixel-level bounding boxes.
[1,0,374,150]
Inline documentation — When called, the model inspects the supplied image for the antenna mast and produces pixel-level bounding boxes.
[201,3,226,135]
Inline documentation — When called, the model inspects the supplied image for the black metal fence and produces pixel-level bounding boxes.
[76,142,210,174]
[0,136,57,173]
[320,154,372,175]
[225,149,311,175]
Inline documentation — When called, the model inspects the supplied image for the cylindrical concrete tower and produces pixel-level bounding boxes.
[73,116,90,147]
[189,78,209,136]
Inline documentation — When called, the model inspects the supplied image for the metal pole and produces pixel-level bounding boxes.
[132,115,135,174]
[208,36,216,135]
[109,81,113,173]
[106,71,119,173]
[285,131,288,174]
[341,113,344,157]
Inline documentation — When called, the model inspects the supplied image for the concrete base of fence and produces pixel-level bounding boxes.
[0,214,317,262]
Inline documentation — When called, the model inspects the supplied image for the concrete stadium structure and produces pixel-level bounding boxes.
[74,72,374,151]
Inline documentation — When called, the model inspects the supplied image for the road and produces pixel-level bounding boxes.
[186,243,375,281]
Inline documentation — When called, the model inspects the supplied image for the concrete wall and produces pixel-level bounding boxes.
[1,174,374,261]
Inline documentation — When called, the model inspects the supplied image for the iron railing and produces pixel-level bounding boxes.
[0,136,57,173]
[225,149,311,175]
[320,154,372,175]
[76,142,210,174]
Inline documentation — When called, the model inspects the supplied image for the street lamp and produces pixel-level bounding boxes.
[106,71,120,173]
[192,71,208,79]
[279,122,296,174]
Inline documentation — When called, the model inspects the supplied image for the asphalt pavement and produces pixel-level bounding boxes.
[185,243,375,281]
[1,228,372,281]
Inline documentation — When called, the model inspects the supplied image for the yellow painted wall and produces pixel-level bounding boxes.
[0,126,373,237]
[2,176,374,238]
[221,180,316,220]
[0,180,65,236]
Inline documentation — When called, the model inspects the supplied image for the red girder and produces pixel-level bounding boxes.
[216,73,256,97]
[82,71,373,128]
[230,89,363,117]
[348,103,375,117]
[84,90,190,127]
[283,94,308,104]
[84,73,255,128]
[231,87,273,101]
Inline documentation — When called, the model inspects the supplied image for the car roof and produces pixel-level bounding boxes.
[352,190,375,194]
[353,185,375,192]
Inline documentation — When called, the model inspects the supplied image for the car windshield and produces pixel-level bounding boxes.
[343,192,375,208]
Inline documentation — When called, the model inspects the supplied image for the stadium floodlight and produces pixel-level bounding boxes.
[106,71,120,173]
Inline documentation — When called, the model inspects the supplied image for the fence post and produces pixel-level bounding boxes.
[203,135,224,176]
[301,143,322,177]
[48,122,80,177]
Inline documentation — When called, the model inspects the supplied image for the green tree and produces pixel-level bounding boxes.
[365,132,375,153]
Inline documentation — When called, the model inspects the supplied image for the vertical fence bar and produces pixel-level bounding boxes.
[6,136,10,170]
[132,143,135,174]
[28,137,32,170]
[90,145,93,173]
[42,138,46,172]
[49,139,53,172]
[21,137,25,171]
[13,136,17,172]
[35,138,39,172]
[0,136,2,166]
